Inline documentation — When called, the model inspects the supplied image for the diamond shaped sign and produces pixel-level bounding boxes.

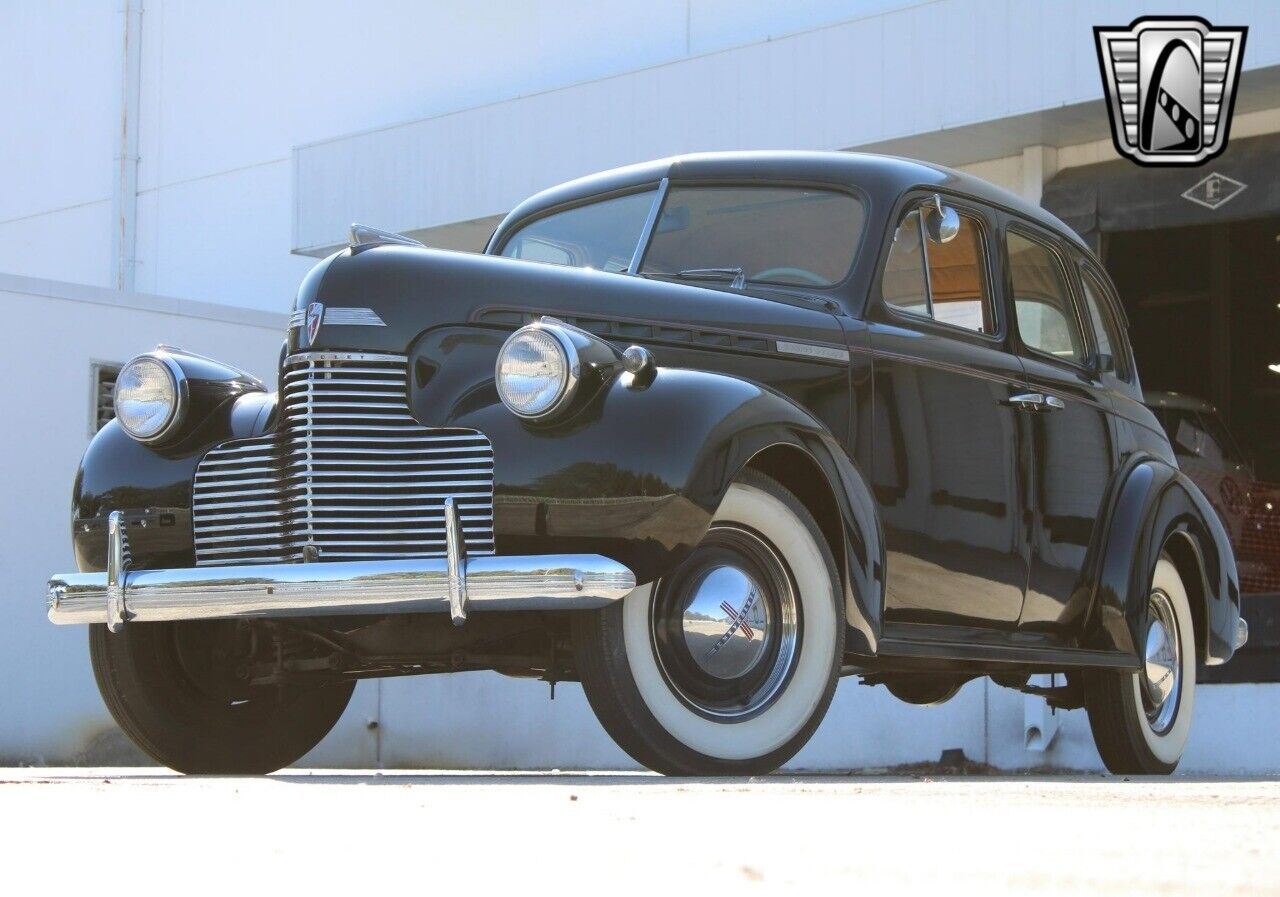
[1181,172,1246,210]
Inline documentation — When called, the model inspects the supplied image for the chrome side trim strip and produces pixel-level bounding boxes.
[775,340,851,363]
[321,308,387,327]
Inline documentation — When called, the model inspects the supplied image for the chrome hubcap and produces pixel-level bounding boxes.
[681,565,771,679]
[1142,589,1181,734]
[651,526,800,720]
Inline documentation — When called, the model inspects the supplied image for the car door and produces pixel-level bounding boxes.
[868,194,1029,631]
[1004,223,1119,640]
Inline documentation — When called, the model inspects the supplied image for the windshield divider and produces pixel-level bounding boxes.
[628,177,669,276]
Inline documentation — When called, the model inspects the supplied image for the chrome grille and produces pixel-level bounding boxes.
[192,352,495,566]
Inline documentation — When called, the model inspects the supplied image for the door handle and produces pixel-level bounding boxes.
[1007,392,1065,412]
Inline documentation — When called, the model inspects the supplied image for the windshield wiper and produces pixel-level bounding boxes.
[673,267,747,289]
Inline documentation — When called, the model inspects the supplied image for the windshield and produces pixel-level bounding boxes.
[640,186,865,288]
[499,184,865,289]
[498,190,656,273]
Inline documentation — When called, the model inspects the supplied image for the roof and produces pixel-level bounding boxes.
[488,150,1089,254]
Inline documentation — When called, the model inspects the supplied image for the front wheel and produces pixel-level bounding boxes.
[90,620,355,774]
[573,471,843,775]
[1083,556,1197,775]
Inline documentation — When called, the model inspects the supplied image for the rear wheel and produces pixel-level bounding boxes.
[90,620,354,774]
[1084,556,1197,775]
[573,471,843,775]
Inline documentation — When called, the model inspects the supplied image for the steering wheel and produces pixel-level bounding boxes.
[752,266,828,286]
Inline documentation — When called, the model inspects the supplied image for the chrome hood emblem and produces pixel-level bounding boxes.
[305,302,325,345]
[292,304,386,345]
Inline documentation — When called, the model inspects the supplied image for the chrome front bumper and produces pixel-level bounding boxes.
[48,507,635,629]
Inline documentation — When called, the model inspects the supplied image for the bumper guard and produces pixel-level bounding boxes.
[48,506,636,630]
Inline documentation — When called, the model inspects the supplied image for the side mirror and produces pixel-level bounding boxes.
[1093,352,1115,373]
[923,194,960,244]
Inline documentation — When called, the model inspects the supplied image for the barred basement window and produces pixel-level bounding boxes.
[92,362,122,433]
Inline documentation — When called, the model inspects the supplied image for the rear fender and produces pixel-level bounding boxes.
[1087,455,1241,664]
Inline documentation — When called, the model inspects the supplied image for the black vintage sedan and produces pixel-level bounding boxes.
[50,152,1245,776]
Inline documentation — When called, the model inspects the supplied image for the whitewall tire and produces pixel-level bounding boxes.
[1084,556,1197,775]
[573,470,843,775]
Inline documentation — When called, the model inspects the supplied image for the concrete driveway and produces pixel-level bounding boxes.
[2,770,1277,894]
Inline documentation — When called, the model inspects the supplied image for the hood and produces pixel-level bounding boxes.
[287,245,844,358]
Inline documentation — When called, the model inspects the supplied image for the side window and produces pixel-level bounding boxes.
[1079,267,1127,379]
[1007,231,1086,364]
[882,209,929,315]
[881,202,994,335]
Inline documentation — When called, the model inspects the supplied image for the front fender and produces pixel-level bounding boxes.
[412,326,883,648]
[1087,455,1241,664]
[72,389,276,571]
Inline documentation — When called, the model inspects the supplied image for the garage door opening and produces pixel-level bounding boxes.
[1107,216,1280,481]
[1104,218,1280,681]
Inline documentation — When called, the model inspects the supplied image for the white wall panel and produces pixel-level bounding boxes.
[0,201,114,288]
[0,1,117,222]
[147,160,316,310]
[0,275,287,763]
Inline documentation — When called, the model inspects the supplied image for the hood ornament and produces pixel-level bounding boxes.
[349,223,424,252]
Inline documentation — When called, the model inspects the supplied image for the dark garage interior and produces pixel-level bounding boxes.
[1108,217,1280,482]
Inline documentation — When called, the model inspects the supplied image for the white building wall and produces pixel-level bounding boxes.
[8,1,1280,308]
[0,0,943,308]
[0,274,296,763]
[291,1,1280,255]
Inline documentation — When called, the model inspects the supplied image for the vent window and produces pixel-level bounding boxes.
[92,363,121,432]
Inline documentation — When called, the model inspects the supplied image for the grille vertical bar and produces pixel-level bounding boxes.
[192,352,495,566]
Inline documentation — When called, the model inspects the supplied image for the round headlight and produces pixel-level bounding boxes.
[495,325,579,419]
[114,354,184,442]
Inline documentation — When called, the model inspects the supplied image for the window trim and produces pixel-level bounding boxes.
[1076,258,1134,383]
[634,178,872,291]
[1004,221,1094,373]
[875,192,1003,343]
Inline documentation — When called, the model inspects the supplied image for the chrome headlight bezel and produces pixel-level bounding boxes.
[495,322,582,420]
[113,351,189,444]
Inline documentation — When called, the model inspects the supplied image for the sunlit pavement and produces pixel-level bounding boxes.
[2,769,1277,893]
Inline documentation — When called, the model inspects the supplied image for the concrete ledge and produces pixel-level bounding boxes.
[0,272,287,331]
